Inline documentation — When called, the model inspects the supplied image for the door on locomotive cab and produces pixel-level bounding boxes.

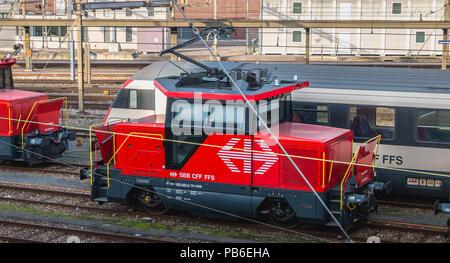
[121,131,165,174]
[0,103,8,134]
[164,98,207,170]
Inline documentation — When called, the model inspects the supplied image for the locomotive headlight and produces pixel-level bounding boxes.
[347,194,367,205]
[29,138,43,146]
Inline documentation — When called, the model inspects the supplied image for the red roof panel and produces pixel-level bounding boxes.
[0,89,47,103]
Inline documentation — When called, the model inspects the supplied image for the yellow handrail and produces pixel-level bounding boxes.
[322,152,326,187]
[89,119,126,186]
[339,146,359,211]
[328,161,334,183]
[21,97,67,149]
[372,135,382,172]
[7,106,11,134]
[105,132,163,188]
[339,135,381,211]
[16,113,21,130]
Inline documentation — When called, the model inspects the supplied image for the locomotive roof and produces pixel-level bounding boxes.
[0,58,16,68]
[131,61,244,81]
[154,73,308,101]
[133,61,450,94]
[0,89,46,103]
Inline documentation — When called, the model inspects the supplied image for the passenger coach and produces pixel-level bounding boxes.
[290,65,450,201]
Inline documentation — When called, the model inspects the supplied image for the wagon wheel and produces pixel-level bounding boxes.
[269,205,300,229]
[137,190,169,215]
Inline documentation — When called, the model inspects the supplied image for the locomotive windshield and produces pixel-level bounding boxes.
[111,89,155,110]
[168,94,291,136]
[0,67,13,90]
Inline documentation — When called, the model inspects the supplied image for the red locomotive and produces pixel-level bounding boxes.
[0,58,75,164]
[82,61,389,229]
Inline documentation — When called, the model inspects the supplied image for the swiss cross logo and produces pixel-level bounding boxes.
[217,138,278,175]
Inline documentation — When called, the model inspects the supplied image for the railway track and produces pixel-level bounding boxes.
[0,181,447,243]
[379,200,434,211]
[0,162,89,176]
[0,165,79,176]
[0,218,173,243]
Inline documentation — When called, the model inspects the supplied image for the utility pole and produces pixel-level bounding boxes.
[84,43,91,85]
[21,0,32,70]
[42,0,47,49]
[170,27,178,61]
[443,0,449,70]
[212,0,219,60]
[68,0,75,80]
[24,26,31,70]
[305,28,310,64]
[75,0,84,113]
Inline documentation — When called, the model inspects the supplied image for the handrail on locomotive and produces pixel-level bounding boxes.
[20,97,68,149]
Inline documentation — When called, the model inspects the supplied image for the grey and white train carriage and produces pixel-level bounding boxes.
[106,62,450,201]
[290,64,450,201]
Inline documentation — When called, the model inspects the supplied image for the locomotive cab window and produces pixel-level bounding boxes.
[169,99,247,135]
[0,67,13,90]
[291,104,329,125]
[256,97,287,131]
[0,68,4,89]
[349,105,395,140]
[111,89,155,110]
[416,109,450,143]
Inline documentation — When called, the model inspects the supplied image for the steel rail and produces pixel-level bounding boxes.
[0,218,173,243]
[366,219,448,235]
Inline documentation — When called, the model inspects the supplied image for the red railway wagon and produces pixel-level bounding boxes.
[82,66,389,229]
[0,58,75,164]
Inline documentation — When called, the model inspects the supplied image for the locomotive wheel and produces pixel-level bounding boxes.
[269,206,300,229]
[137,190,169,215]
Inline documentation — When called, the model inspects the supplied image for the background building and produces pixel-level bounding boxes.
[0,0,16,53]
[12,0,170,53]
[4,0,448,58]
[260,0,446,56]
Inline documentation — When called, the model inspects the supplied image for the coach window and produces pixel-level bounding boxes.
[416,109,450,143]
[292,104,329,125]
[349,106,395,140]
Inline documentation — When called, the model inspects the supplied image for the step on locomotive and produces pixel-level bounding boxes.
[81,61,391,229]
[0,58,75,164]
